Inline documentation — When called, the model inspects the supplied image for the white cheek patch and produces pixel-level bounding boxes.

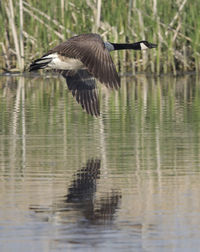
[140,43,148,50]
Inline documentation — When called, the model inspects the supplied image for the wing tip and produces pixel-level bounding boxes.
[104,79,121,90]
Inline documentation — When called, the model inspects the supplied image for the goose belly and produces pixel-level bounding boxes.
[44,53,85,70]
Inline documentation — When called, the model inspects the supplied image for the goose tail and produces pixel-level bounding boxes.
[29,56,52,71]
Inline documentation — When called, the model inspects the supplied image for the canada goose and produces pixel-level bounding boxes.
[29,33,157,116]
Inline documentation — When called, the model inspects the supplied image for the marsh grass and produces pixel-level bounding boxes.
[0,0,199,74]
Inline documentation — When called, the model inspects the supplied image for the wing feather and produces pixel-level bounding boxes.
[62,70,100,117]
[50,34,120,90]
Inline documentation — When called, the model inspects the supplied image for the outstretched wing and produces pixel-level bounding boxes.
[62,70,100,117]
[49,34,120,90]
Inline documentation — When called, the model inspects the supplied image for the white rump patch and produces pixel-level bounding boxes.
[43,53,84,70]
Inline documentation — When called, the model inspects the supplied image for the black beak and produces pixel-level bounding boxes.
[149,42,157,49]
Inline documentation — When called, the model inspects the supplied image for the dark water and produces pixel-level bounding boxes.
[0,74,200,251]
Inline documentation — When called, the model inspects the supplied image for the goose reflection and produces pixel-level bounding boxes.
[64,158,121,224]
[30,158,121,225]
[66,158,101,204]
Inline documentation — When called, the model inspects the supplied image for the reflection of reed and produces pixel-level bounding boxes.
[12,79,21,136]
[10,77,26,174]
[2,75,200,241]
[1,75,200,196]
[99,111,108,175]
[20,77,26,170]
[1,75,200,171]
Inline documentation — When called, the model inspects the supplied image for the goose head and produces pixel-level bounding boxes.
[139,41,157,50]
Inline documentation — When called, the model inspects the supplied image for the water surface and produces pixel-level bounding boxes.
[0,74,200,251]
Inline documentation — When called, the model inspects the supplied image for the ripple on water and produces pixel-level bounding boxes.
[1,75,200,251]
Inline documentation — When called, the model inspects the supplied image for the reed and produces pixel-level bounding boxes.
[5,0,22,70]
[19,0,24,70]
[0,0,199,74]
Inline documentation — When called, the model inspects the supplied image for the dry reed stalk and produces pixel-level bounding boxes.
[137,10,147,71]
[165,0,187,36]
[153,0,157,16]
[0,42,11,70]
[22,1,72,36]
[6,0,22,70]
[174,50,190,69]
[183,45,187,72]
[128,0,133,28]
[61,0,65,24]
[96,0,102,30]
[153,0,158,74]
[85,0,98,32]
[23,7,65,40]
[139,9,192,43]
[156,17,162,75]
[23,31,37,45]
[171,52,177,75]
[86,0,105,33]
[172,21,181,42]
[19,0,24,70]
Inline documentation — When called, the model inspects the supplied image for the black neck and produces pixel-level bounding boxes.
[111,42,141,51]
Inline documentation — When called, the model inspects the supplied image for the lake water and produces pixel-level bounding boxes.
[0,74,200,251]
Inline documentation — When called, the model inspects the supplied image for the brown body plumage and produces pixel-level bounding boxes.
[29,33,157,116]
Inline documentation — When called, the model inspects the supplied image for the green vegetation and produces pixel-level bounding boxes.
[0,0,199,74]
